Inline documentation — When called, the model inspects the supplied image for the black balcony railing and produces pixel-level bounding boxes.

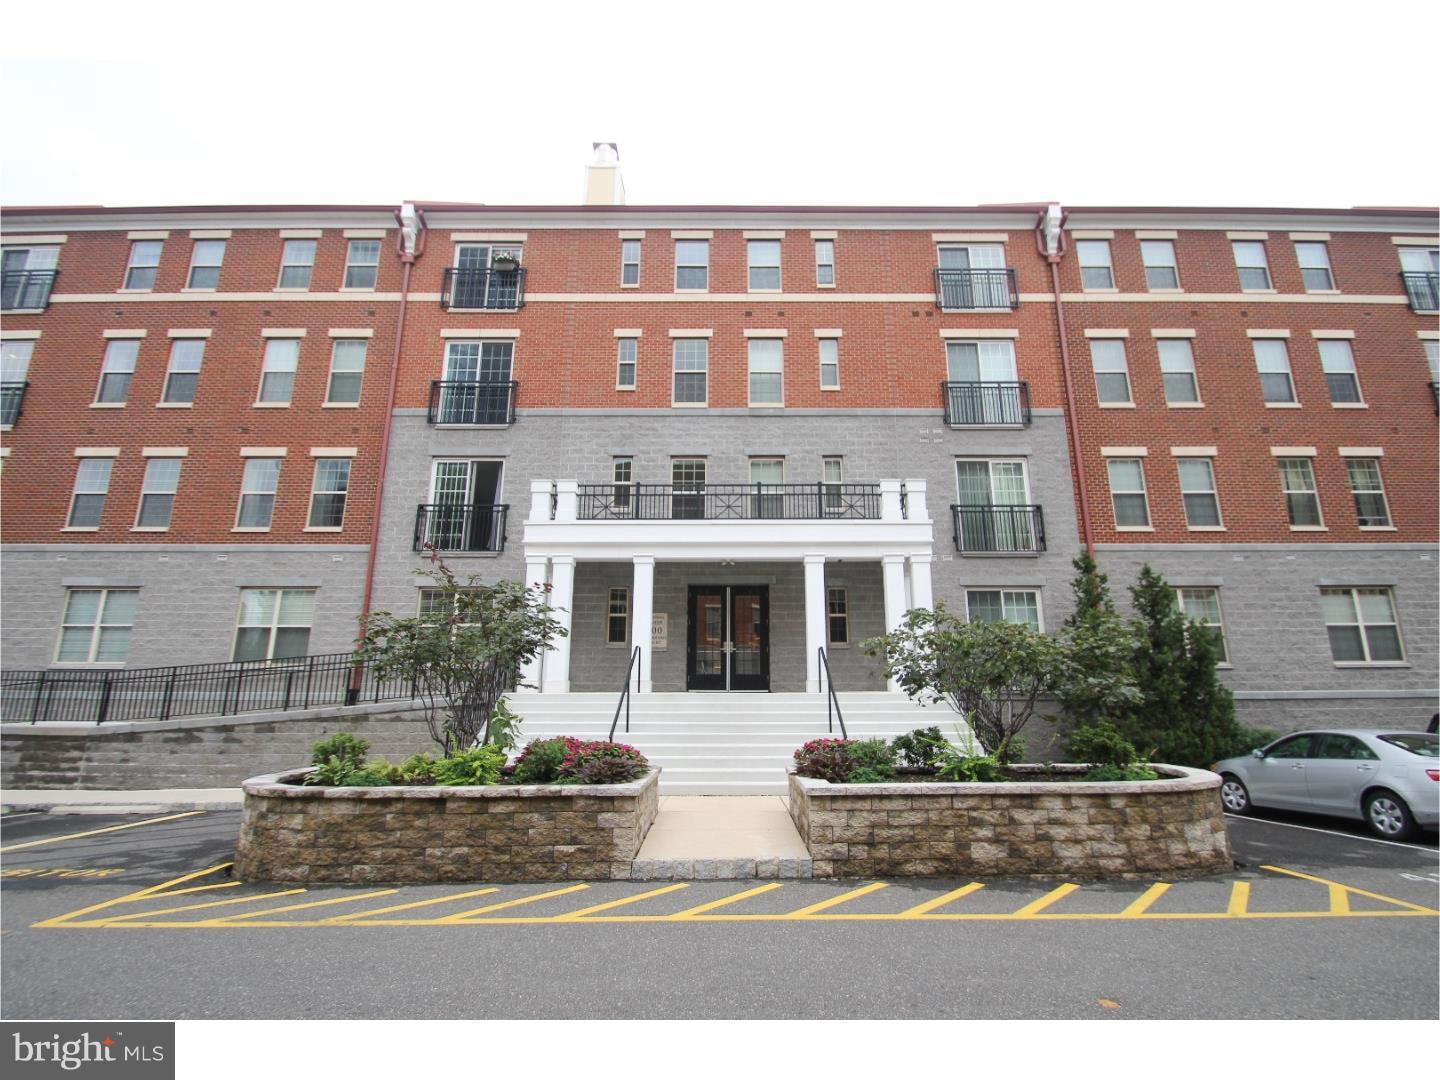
[942,381,1031,426]
[0,381,29,427]
[951,504,1046,554]
[933,267,1018,310]
[427,380,519,425]
[441,266,527,310]
[1,269,57,311]
[0,652,416,725]
[578,483,882,520]
[1402,271,1439,313]
[413,503,509,553]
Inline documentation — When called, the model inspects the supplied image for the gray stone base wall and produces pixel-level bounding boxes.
[234,768,660,883]
[788,766,1231,878]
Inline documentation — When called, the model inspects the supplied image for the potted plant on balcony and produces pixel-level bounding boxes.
[490,252,520,272]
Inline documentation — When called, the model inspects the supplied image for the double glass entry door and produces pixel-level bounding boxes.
[687,586,769,691]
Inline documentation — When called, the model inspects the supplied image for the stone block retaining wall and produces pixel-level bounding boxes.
[234,768,660,884]
[788,765,1231,878]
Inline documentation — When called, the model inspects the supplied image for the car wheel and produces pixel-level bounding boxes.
[1363,790,1417,841]
[1219,774,1251,814]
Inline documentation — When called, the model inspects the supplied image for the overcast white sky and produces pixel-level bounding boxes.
[2,0,1436,211]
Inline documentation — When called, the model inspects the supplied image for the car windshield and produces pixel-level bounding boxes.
[1377,733,1439,757]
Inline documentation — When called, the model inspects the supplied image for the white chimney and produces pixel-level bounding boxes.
[584,142,626,206]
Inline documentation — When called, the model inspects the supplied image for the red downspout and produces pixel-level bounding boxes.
[349,207,426,699]
[1036,208,1095,556]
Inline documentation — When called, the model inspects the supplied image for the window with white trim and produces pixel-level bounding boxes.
[1295,241,1334,291]
[2,245,59,308]
[1425,340,1439,383]
[675,240,709,290]
[307,458,351,528]
[2,340,33,424]
[326,339,366,404]
[56,588,137,664]
[955,459,1037,551]
[96,339,138,404]
[418,588,481,626]
[672,338,707,404]
[1345,458,1391,527]
[1077,240,1114,289]
[236,457,281,529]
[186,240,226,289]
[616,337,637,389]
[966,589,1041,632]
[123,240,162,290]
[1158,338,1199,403]
[67,457,113,528]
[343,240,380,289]
[257,339,300,404]
[671,458,706,518]
[1321,587,1404,664]
[818,337,840,389]
[612,456,633,509]
[748,338,783,405]
[234,588,315,661]
[162,339,204,403]
[621,239,641,286]
[136,457,182,529]
[822,456,844,512]
[815,240,835,286]
[747,240,781,291]
[1278,457,1322,527]
[1177,457,1221,527]
[1253,339,1295,403]
[1141,240,1179,289]
[1090,338,1131,403]
[827,587,849,645]
[1318,339,1361,404]
[1232,241,1271,290]
[937,244,1009,307]
[1106,458,1149,527]
[278,239,316,290]
[1176,587,1228,663]
[607,587,629,645]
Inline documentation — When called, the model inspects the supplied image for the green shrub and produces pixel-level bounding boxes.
[845,766,895,784]
[310,732,369,769]
[845,738,896,781]
[397,754,437,785]
[935,751,1003,783]
[305,756,359,786]
[512,737,581,784]
[1068,720,1143,768]
[1084,763,1159,782]
[432,745,508,786]
[487,698,524,754]
[891,727,945,768]
[1220,726,1282,760]
[793,738,857,784]
[340,761,400,787]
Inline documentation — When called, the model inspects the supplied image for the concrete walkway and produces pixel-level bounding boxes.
[0,789,243,814]
[631,795,813,879]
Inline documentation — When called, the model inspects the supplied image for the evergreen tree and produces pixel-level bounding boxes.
[1056,554,1140,732]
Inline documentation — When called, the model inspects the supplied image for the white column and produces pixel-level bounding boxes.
[909,553,934,612]
[632,555,655,693]
[803,554,827,693]
[528,480,554,522]
[542,555,576,694]
[516,555,549,692]
[881,554,908,692]
[879,479,904,522]
[902,478,929,521]
[554,480,579,522]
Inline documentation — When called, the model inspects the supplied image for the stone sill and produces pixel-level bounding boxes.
[244,766,660,801]
[789,763,1219,797]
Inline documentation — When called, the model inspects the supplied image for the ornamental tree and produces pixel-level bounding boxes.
[353,559,564,755]
[1055,553,1142,732]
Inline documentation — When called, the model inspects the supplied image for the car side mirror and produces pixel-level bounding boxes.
[1251,748,1264,759]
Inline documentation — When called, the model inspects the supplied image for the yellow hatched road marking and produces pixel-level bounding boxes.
[99,889,308,923]
[1120,883,1172,917]
[785,882,888,916]
[1011,883,1080,916]
[1260,864,1439,914]
[438,884,592,923]
[672,883,782,917]
[901,882,985,916]
[1227,881,1251,916]
[328,888,500,922]
[214,889,399,923]
[1328,884,1351,915]
[556,883,690,919]
[0,812,206,853]
[31,861,234,928]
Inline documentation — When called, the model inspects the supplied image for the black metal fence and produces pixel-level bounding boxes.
[951,504,1046,554]
[427,380,519,425]
[0,381,28,427]
[578,483,883,520]
[0,653,417,725]
[440,266,527,310]
[1,269,57,311]
[933,268,1018,310]
[941,381,1031,426]
[1402,271,1439,312]
[413,503,509,552]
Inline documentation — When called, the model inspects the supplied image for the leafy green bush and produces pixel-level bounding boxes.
[432,745,508,786]
[845,739,896,781]
[1220,726,1282,760]
[935,749,1003,783]
[1084,763,1159,782]
[310,732,369,768]
[397,754,437,785]
[793,738,857,784]
[512,737,581,784]
[340,761,401,787]
[557,740,648,784]
[891,727,945,768]
[1068,720,1143,768]
[305,756,358,786]
[487,698,524,754]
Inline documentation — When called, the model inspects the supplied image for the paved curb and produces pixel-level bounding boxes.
[1,789,243,814]
[628,857,814,880]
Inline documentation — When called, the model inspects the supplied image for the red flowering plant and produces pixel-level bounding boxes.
[556,740,650,785]
[510,736,585,784]
[793,738,858,784]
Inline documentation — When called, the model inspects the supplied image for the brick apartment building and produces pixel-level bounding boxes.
[2,147,1436,731]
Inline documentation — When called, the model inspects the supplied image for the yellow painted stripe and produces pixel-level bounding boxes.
[556,883,690,919]
[216,889,397,922]
[1262,864,1440,914]
[101,889,308,923]
[785,881,888,916]
[901,882,985,916]
[0,811,205,853]
[672,883,782,917]
[1227,881,1251,916]
[1120,883,1172,917]
[1328,884,1352,915]
[31,861,233,927]
[438,884,592,922]
[1011,883,1080,916]
[327,888,500,922]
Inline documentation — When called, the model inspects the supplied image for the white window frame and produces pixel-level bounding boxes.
[134,456,182,530]
[815,239,835,287]
[747,337,784,406]
[963,588,1044,632]
[1318,339,1363,406]
[747,239,782,292]
[1176,587,1229,665]
[95,339,139,405]
[822,456,844,513]
[672,338,708,406]
[235,456,282,531]
[1106,457,1151,529]
[616,336,638,390]
[1232,240,1273,291]
[619,238,642,287]
[342,239,380,290]
[1090,338,1132,405]
[1,339,33,427]
[66,456,113,529]
[161,339,205,405]
[325,339,366,405]
[1345,457,1392,529]
[674,240,709,292]
[233,588,315,663]
[307,457,351,530]
[1077,240,1115,290]
[257,338,300,405]
[607,587,630,646]
[1320,587,1406,666]
[122,240,162,291]
[277,239,316,290]
[1253,339,1297,404]
[1157,337,1200,405]
[1295,241,1335,292]
[1141,239,1180,291]
[826,586,849,646]
[818,337,840,389]
[1176,457,1223,530]
[185,239,226,290]
[612,456,634,510]
[1278,457,1324,529]
[55,588,138,665]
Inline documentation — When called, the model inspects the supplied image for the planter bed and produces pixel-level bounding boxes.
[788,764,1231,879]
[235,767,659,884]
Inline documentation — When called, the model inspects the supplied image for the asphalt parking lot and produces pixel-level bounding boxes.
[1,807,1435,1020]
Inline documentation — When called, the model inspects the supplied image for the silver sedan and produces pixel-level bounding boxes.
[1213,730,1439,841]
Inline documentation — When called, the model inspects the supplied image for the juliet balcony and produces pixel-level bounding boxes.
[1401,271,1439,313]
[933,268,1018,311]
[941,381,1031,426]
[427,380,519,426]
[0,381,28,427]
[951,504,1046,555]
[413,503,509,553]
[1,269,57,312]
[440,266,527,310]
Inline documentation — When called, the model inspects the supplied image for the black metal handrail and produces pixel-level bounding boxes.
[941,381,1031,426]
[413,503,508,553]
[427,380,519,425]
[578,483,882,520]
[440,266,527,310]
[951,504,1047,554]
[1401,271,1439,312]
[0,381,29,427]
[818,647,848,739]
[933,267,1018,310]
[0,652,417,725]
[608,645,641,742]
[1,269,57,311]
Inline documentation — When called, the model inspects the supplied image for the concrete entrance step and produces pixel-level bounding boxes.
[631,795,812,878]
